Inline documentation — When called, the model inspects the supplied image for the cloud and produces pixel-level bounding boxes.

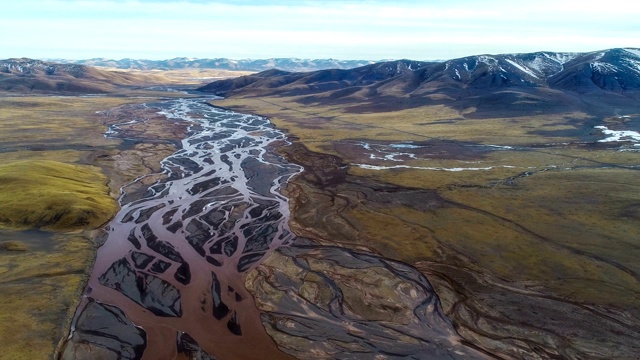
[1,0,639,59]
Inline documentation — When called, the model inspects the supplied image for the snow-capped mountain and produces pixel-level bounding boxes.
[200,48,640,95]
[199,48,640,118]
[406,48,640,91]
[436,52,579,86]
[1,58,88,77]
[50,57,375,72]
[549,48,640,91]
[0,58,141,93]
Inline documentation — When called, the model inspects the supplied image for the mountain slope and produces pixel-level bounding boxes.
[198,60,431,97]
[0,58,145,93]
[199,48,640,117]
[549,48,640,91]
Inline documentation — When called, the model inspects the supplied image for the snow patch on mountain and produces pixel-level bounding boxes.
[593,52,607,61]
[623,48,640,57]
[478,56,499,70]
[526,56,552,73]
[505,59,539,78]
[591,62,618,73]
[544,52,579,64]
[623,58,640,73]
[0,59,87,76]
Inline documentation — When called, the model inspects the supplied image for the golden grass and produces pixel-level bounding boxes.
[0,160,118,230]
[106,68,255,85]
[434,167,640,305]
[349,146,640,189]
[0,96,130,148]
[0,240,29,251]
[214,97,593,153]
[0,233,94,360]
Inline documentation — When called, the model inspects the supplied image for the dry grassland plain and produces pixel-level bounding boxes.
[216,95,640,358]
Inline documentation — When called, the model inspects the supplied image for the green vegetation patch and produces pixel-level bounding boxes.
[0,160,118,230]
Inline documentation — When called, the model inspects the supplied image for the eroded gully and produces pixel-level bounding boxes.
[60,96,485,359]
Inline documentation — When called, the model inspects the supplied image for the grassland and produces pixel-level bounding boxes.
[0,95,129,359]
[0,232,94,360]
[0,160,118,230]
[98,67,254,85]
[0,89,189,358]
[216,94,640,358]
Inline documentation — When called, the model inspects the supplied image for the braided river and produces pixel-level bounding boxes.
[61,95,486,360]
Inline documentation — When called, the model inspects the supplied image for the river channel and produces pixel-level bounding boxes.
[60,95,490,360]
[61,96,302,359]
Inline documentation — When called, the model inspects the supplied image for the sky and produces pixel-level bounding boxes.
[1,0,639,61]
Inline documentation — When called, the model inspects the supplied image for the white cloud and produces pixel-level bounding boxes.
[1,0,639,59]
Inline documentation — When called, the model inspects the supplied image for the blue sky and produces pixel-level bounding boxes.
[2,0,639,60]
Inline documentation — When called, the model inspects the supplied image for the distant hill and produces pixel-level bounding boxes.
[50,57,376,72]
[0,58,143,93]
[198,48,640,117]
[197,60,431,97]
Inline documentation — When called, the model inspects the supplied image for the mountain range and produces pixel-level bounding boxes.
[198,48,640,118]
[0,58,142,93]
[50,57,375,72]
[4,48,640,110]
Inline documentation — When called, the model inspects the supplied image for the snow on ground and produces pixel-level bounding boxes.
[389,143,424,149]
[357,142,418,162]
[369,153,417,162]
[355,164,516,171]
[595,125,640,142]
[482,144,515,150]
[593,51,606,61]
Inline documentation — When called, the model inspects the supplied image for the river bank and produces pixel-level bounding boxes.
[215,95,640,359]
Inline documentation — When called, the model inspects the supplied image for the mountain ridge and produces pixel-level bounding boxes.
[0,58,143,93]
[48,57,377,72]
[198,48,640,118]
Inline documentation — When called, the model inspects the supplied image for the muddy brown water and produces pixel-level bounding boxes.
[61,98,301,359]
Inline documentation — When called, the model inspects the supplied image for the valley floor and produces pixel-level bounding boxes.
[0,91,191,359]
[1,75,639,359]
